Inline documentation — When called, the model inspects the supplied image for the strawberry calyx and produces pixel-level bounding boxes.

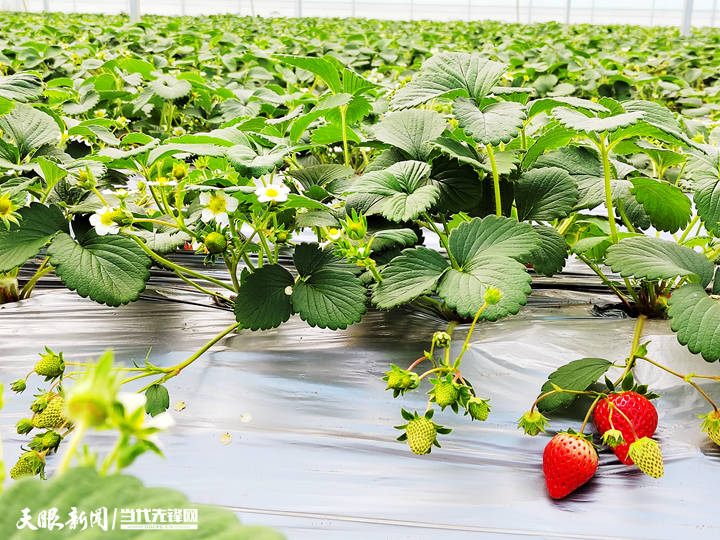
[517,409,549,436]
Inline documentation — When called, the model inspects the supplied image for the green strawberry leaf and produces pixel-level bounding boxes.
[453,98,526,146]
[605,236,714,287]
[373,109,447,160]
[514,166,579,221]
[291,269,367,330]
[0,96,12,116]
[0,467,284,539]
[0,103,62,159]
[129,229,191,255]
[448,215,538,263]
[145,384,170,417]
[373,246,450,309]
[687,149,720,235]
[530,225,569,277]
[0,203,68,272]
[430,156,483,214]
[432,136,486,171]
[47,232,151,307]
[437,256,532,320]
[310,122,361,145]
[288,164,354,190]
[629,177,691,233]
[149,75,192,100]
[390,52,505,110]
[234,264,294,330]
[553,107,643,134]
[352,160,439,222]
[523,122,577,168]
[227,144,289,178]
[668,284,720,362]
[528,96,609,118]
[371,228,418,251]
[274,55,342,94]
[0,72,43,101]
[538,357,613,412]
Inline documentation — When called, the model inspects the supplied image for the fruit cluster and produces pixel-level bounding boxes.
[9,347,70,479]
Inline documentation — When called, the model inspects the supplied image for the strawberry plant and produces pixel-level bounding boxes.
[1,12,720,505]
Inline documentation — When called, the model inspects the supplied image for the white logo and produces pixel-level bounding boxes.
[16,506,199,531]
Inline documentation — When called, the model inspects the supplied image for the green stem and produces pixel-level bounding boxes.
[616,198,635,233]
[128,235,235,292]
[454,302,489,367]
[99,434,127,475]
[486,145,502,217]
[132,218,183,230]
[56,420,88,474]
[19,257,53,299]
[423,213,458,268]
[137,321,241,392]
[339,104,350,167]
[368,261,383,283]
[174,270,233,303]
[224,256,241,293]
[580,394,603,433]
[638,356,718,412]
[557,214,577,235]
[257,231,274,265]
[417,367,447,382]
[576,253,632,309]
[678,215,700,243]
[614,314,646,385]
[599,138,619,244]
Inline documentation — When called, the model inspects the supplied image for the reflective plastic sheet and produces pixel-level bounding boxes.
[2,268,720,539]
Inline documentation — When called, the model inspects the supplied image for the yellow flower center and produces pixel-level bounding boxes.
[208,194,227,214]
[100,212,115,226]
[266,187,279,198]
[0,196,11,216]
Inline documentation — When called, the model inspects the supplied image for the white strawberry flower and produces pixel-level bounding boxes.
[117,392,147,413]
[89,206,120,236]
[199,191,239,228]
[254,182,290,203]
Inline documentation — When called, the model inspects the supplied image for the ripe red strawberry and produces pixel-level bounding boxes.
[593,391,658,464]
[543,432,598,499]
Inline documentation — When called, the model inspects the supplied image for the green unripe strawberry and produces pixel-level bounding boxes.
[699,410,720,446]
[466,397,490,421]
[383,365,419,396]
[400,372,420,390]
[433,381,459,409]
[110,209,134,227]
[484,287,502,305]
[34,350,64,379]
[32,397,66,429]
[11,379,26,393]
[433,331,451,348]
[16,418,34,435]
[172,162,188,180]
[386,369,404,390]
[31,396,48,413]
[10,451,44,480]
[406,416,436,455]
[30,430,62,452]
[204,232,227,254]
[627,437,664,478]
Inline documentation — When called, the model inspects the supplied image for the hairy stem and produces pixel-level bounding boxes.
[486,144,502,217]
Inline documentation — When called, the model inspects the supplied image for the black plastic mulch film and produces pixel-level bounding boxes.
[3,254,720,539]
